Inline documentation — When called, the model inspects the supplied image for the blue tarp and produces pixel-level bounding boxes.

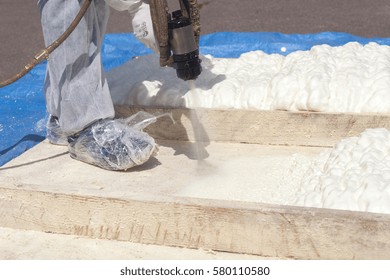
[1,31,390,166]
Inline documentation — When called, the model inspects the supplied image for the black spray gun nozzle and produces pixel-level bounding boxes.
[168,10,202,81]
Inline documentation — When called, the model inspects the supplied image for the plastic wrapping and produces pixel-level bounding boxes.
[46,115,68,146]
[67,112,164,171]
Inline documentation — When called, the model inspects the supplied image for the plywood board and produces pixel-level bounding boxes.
[1,141,390,259]
[115,106,390,147]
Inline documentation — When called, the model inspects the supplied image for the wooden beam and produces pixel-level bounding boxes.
[1,186,390,259]
[116,106,390,147]
[3,107,390,259]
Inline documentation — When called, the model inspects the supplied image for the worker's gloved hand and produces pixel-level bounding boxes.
[105,0,158,53]
[131,2,159,53]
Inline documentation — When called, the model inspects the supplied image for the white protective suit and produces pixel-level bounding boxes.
[38,0,156,135]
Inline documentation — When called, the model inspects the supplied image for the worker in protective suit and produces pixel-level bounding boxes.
[37,0,159,171]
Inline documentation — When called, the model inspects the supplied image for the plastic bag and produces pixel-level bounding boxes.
[68,111,169,171]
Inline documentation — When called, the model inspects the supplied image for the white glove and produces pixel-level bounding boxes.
[105,0,158,53]
[131,2,159,53]
[104,0,142,12]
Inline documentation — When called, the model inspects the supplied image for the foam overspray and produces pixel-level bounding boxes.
[185,80,210,163]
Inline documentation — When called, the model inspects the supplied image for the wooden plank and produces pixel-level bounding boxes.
[1,186,390,259]
[2,108,390,259]
[0,227,263,260]
[116,106,390,147]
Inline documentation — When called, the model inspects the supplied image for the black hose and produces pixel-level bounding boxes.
[0,0,93,88]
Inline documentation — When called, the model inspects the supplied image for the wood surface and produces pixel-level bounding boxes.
[1,185,390,259]
[2,107,390,259]
[116,106,390,147]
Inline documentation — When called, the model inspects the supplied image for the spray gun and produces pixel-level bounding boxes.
[168,9,202,81]
[0,0,202,88]
[150,0,202,81]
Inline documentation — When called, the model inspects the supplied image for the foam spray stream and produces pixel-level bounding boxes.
[186,80,210,161]
[187,80,202,106]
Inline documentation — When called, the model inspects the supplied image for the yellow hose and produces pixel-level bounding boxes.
[0,0,93,88]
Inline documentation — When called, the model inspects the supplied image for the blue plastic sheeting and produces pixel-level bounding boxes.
[200,31,390,57]
[1,31,390,166]
[0,63,47,167]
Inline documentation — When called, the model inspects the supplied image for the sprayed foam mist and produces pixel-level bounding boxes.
[185,80,209,161]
